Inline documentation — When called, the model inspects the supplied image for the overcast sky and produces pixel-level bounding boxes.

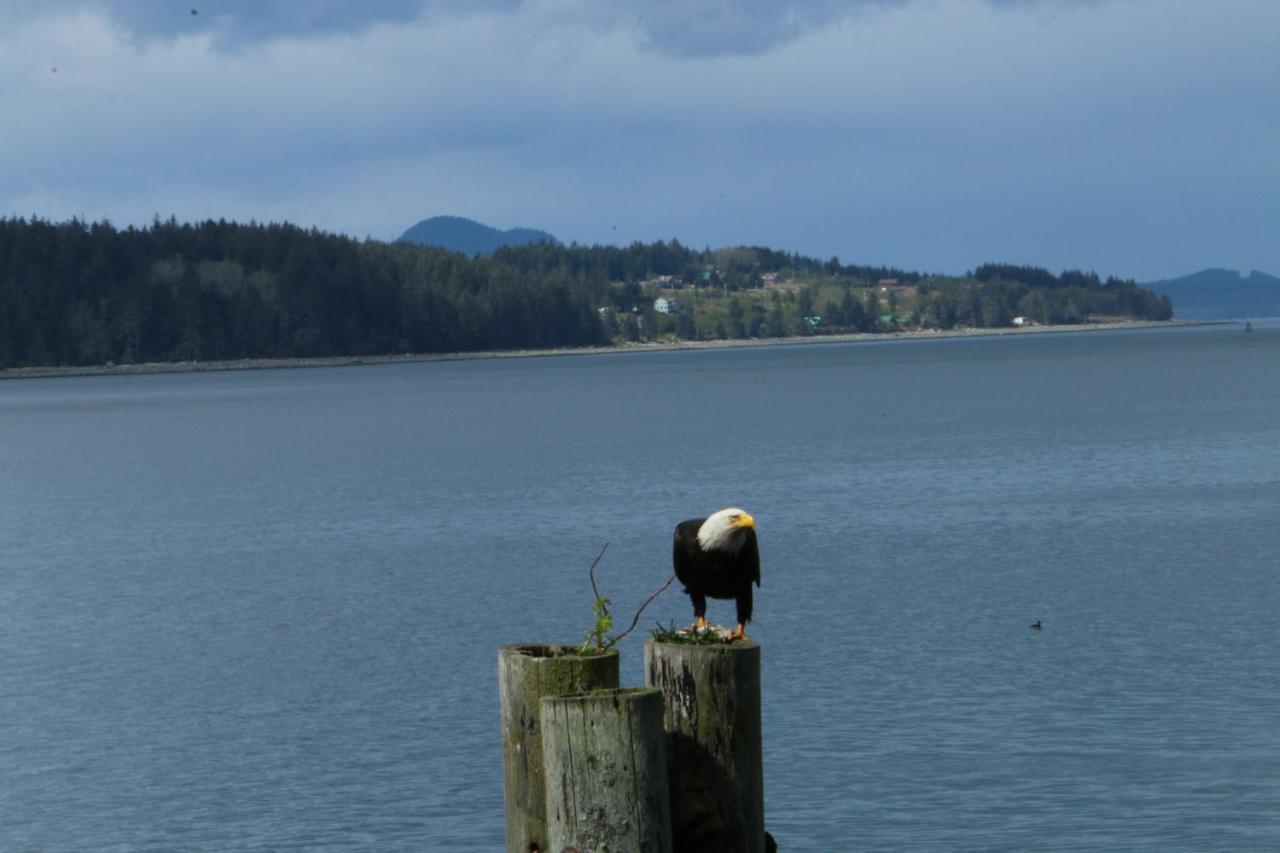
[2,0,1275,280]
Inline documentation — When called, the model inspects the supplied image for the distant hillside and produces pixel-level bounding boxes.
[397,215,557,256]
[1144,268,1280,319]
[0,216,1173,371]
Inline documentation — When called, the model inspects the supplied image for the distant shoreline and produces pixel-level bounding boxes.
[0,319,1219,382]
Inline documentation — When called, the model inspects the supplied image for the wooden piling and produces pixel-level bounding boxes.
[499,644,619,853]
[541,687,673,853]
[644,639,765,853]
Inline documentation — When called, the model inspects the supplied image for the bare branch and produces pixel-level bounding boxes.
[610,573,676,646]
[587,542,609,611]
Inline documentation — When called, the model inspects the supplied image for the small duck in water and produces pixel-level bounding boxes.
[1031,620,1042,630]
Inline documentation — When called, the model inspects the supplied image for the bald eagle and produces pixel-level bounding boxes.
[672,508,760,641]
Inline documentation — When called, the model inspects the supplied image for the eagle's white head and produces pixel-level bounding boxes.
[697,507,756,553]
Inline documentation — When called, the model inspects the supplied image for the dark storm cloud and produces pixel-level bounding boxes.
[598,0,1115,57]
[618,0,899,57]
[4,1,515,44]
[6,1,1104,53]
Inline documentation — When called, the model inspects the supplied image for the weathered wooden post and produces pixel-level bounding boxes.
[645,639,765,853]
[499,644,619,853]
[541,687,673,853]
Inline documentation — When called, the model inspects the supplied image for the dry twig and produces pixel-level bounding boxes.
[610,572,676,646]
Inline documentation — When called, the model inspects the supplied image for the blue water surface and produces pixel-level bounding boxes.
[2,321,1278,850]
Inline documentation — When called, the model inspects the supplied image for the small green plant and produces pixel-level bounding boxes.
[579,543,675,654]
[583,593,614,651]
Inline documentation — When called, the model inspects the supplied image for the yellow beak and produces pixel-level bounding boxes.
[735,512,756,529]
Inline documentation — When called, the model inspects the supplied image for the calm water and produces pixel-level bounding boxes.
[2,321,1278,850]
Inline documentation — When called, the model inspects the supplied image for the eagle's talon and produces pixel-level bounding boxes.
[728,624,748,642]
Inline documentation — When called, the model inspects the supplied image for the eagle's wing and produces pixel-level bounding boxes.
[672,519,703,584]
[744,529,760,588]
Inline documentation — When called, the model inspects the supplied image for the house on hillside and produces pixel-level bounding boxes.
[878,280,918,297]
[646,275,683,289]
[654,297,681,314]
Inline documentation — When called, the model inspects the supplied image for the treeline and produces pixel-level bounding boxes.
[492,239,921,291]
[913,271,1172,328]
[0,217,608,367]
[0,217,1171,369]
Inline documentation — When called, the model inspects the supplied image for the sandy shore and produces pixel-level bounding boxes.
[0,319,1215,381]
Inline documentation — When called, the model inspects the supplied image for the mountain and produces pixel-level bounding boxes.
[397,215,558,256]
[1144,268,1280,319]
